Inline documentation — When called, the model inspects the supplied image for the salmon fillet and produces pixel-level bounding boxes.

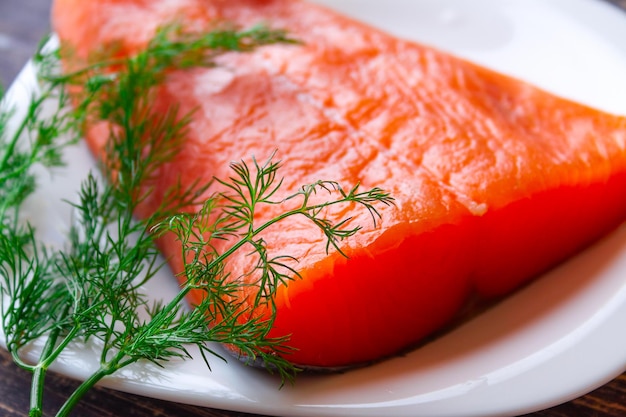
[52,0,626,368]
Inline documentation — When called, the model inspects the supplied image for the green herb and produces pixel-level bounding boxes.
[0,24,393,417]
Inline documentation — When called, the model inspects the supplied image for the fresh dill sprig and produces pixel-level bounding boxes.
[0,22,393,417]
[0,55,79,221]
[0,33,85,358]
[158,155,394,381]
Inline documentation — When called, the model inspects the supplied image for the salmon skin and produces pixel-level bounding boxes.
[52,0,626,368]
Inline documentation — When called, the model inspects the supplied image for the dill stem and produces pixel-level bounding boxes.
[55,345,134,417]
[41,326,81,369]
[29,365,46,417]
[28,320,64,417]
[54,365,112,417]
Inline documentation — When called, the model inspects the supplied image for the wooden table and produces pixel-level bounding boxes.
[2,1,626,416]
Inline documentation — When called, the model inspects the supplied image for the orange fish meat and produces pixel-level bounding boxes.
[52,0,626,368]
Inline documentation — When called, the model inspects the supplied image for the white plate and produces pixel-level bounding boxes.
[4,0,626,416]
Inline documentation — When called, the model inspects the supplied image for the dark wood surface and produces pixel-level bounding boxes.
[2,0,626,416]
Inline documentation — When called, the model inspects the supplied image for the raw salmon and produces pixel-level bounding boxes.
[52,0,626,368]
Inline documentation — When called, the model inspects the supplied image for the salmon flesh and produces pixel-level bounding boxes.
[52,0,626,368]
